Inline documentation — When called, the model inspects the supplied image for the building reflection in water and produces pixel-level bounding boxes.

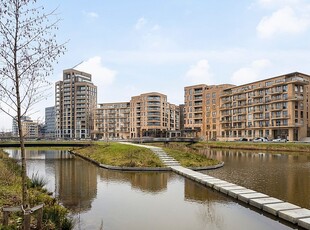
[99,170,170,194]
[56,156,97,213]
[184,178,226,203]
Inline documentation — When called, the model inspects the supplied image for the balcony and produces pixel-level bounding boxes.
[221,125,232,130]
[194,96,203,100]
[194,90,203,94]
[271,97,286,102]
[288,95,304,101]
[270,114,290,120]
[270,89,284,95]
[194,102,203,107]
[236,95,246,101]
[237,103,247,108]
[254,116,267,121]
[232,125,246,129]
[221,98,232,104]
[286,77,309,85]
[253,109,264,113]
[252,93,264,98]
[220,119,232,124]
[148,102,160,106]
[220,105,232,110]
[147,96,161,101]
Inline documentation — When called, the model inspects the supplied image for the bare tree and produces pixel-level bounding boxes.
[0,0,65,228]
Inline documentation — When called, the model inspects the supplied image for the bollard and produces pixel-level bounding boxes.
[23,210,31,230]
[3,210,9,226]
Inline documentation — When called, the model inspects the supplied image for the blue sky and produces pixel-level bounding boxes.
[2,0,310,130]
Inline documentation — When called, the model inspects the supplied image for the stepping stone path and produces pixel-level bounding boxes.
[150,147,181,166]
[120,142,310,230]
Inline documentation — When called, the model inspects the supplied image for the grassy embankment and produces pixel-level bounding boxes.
[0,149,73,229]
[72,142,221,168]
[72,142,164,167]
[194,141,310,153]
[146,142,220,167]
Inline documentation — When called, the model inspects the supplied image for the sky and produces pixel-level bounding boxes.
[2,0,310,130]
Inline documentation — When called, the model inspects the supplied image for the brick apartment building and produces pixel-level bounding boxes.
[184,84,234,140]
[129,92,180,138]
[55,69,97,139]
[220,72,310,141]
[93,102,130,140]
[184,72,310,141]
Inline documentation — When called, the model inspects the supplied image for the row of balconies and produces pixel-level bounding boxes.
[221,91,302,104]
[221,77,307,96]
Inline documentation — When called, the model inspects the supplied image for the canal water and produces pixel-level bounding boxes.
[201,149,310,210]
[6,148,307,230]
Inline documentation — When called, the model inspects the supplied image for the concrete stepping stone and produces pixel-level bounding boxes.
[263,202,301,216]
[204,179,226,187]
[298,217,310,230]
[219,185,245,194]
[238,192,269,203]
[228,189,256,198]
[213,182,236,191]
[279,208,310,224]
[249,197,283,209]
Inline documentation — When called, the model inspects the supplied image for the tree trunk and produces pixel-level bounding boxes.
[13,1,29,226]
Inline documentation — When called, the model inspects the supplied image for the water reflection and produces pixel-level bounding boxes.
[184,178,226,203]
[7,149,72,159]
[202,148,310,209]
[56,158,97,213]
[99,170,169,193]
[6,148,299,230]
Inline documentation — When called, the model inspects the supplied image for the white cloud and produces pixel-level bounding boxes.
[75,56,117,101]
[135,17,147,30]
[151,24,161,31]
[185,59,214,84]
[83,11,99,19]
[231,59,271,85]
[257,6,310,38]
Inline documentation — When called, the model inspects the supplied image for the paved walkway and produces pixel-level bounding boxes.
[120,142,310,230]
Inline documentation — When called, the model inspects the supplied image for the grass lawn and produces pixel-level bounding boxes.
[72,142,164,167]
[146,142,220,167]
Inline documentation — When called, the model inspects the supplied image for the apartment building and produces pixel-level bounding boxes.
[45,106,56,139]
[129,92,180,138]
[12,116,39,139]
[184,84,235,140]
[55,69,97,139]
[220,72,310,141]
[94,102,130,140]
